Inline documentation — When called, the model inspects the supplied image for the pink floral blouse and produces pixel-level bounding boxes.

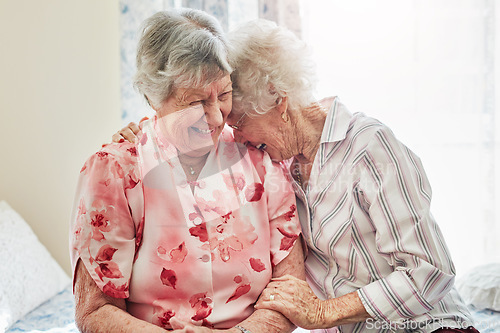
[70,118,301,329]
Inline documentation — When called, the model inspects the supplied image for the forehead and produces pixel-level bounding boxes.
[177,74,232,99]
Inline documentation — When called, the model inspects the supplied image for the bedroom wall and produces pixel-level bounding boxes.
[0,0,121,275]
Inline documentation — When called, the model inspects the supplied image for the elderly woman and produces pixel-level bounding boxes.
[70,10,304,333]
[225,19,478,333]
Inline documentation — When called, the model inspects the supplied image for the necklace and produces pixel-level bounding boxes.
[296,172,303,187]
[188,166,195,175]
[293,159,303,188]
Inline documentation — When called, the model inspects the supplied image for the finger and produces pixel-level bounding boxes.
[119,127,138,143]
[271,274,299,282]
[128,122,141,135]
[255,298,289,314]
[111,132,125,143]
[169,317,188,330]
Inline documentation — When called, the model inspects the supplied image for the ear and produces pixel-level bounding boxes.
[276,96,289,120]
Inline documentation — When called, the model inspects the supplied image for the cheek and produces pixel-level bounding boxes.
[221,100,232,118]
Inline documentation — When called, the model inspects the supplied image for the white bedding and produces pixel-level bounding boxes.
[6,284,77,333]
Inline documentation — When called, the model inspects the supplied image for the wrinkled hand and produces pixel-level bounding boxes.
[254,274,327,329]
[169,317,214,332]
[111,116,148,143]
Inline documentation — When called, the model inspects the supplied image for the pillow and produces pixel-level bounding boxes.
[456,263,500,311]
[0,201,70,332]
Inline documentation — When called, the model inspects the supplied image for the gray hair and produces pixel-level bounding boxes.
[228,19,316,117]
[134,8,232,109]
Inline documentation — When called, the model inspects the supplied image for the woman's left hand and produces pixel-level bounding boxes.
[254,274,327,329]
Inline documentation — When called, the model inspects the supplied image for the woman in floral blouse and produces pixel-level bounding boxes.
[70,9,304,333]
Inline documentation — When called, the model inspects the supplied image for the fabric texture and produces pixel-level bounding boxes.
[293,99,473,333]
[0,201,70,333]
[70,119,301,329]
[6,285,77,333]
[456,263,500,311]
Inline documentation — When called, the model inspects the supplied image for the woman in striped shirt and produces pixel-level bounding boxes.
[226,19,478,333]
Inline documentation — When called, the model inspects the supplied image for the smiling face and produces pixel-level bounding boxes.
[155,74,232,157]
[227,107,295,162]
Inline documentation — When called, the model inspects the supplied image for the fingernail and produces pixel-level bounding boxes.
[119,138,125,143]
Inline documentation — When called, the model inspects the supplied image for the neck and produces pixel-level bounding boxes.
[178,153,209,178]
[292,102,327,166]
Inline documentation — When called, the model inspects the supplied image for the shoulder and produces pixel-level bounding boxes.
[343,113,399,151]
[80,142,140,179]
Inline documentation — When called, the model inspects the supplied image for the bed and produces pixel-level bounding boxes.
[1,200,499,333]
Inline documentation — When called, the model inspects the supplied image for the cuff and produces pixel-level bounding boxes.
[357,270,433,323]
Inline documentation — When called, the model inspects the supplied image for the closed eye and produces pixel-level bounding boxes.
[218,91,232,101]
[189,100,203,106]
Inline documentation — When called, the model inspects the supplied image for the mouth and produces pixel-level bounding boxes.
[256,143,267,151]
[191,126,216,135]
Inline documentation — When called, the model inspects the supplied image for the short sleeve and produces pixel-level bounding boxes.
[253,150,301,267]
[70,144,142,298]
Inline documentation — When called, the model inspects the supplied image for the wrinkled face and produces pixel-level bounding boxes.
[155,74,232,157]
[227,108,291,162]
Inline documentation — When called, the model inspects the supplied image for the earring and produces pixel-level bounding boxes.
[281,112,289,122]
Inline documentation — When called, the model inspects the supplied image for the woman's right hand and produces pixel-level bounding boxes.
[111,116,148,143]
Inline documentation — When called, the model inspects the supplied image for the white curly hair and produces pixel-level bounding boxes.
[228,19,317,118]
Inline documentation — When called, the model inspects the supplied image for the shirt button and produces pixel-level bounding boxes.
[201,254,210,262]
[193,217,203,225]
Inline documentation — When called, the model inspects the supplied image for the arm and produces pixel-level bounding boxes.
[170,241,305,333]
[74,259,168,333]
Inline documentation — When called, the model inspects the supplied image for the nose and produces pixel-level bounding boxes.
[203,103,224,127]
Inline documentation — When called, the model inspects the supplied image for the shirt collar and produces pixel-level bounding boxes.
[317,98,352,169]
[320,98,352,144]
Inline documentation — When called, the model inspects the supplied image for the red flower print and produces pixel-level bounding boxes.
[96,151,108,159]
[102,281,128,298]
[189,292,213,321]
[226,284,251,303]
[277,206,300,251]
[95,262,123,280]
[134,217,144,261]
[89,209,113,241]
[283,204,297,221]
[95,244,118,262]
[157,242,187,263]
[245,183,264,202]
[249,258,266,272]
[157,310,176,328]
[160,268,177,289]
[209,214,258,262]
[189,223,208,242]
[280,235,299,251]
[222,173,246,192]
[127,147,137,156]
[226,275,251,303]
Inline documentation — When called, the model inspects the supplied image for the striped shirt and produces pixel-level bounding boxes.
[291,99,473,333]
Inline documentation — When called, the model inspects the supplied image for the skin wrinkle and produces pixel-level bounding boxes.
[74,260,168,333]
